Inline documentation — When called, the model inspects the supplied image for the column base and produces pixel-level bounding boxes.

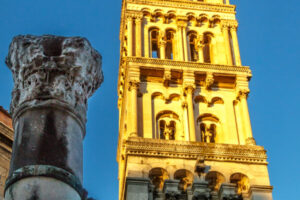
[5,177,81,200]
[4,165,83,200]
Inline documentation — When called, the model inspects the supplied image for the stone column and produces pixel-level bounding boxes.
[197,44,204,63]
[238,90,255,145]
[182,26,189,61]
[144,17,150,58]
[222,25,233,65]
[4,35,103,200]
[182,102,190,141]
[158,34,167,59]
[135,16,142,57]
[176,25,184,61]
[230,26,242,66]
[127,15,133,56]
[185,85,196,141]
[129,80,139,137]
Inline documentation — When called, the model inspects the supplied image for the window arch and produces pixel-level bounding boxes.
[198,114,219,143]
[203,33,213,63]
[156,111,180,140]
[149,168,169,191]
[230,173,250,194]
[174,169,193,191]
[205,171,226,191]
[149,28,160,58]
[165,29,176,60]
[188,31,198,62]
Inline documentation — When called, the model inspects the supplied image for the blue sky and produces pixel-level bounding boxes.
[0,0,299,199]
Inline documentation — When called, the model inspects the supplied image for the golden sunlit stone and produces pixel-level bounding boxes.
[117,0,273,199]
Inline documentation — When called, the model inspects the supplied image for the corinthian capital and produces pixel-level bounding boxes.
[128,80,140,91]
[238,89,250,99]
[6,35,103,126]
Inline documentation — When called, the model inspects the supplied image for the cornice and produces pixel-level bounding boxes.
[124,57,252,75]
[123,137,268,164]
[0,122,13,141]
[126,0,236,14]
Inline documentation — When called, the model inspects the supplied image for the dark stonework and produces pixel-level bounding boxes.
[4,35,103,200]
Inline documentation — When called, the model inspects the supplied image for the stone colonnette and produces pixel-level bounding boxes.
[4,35,103,200]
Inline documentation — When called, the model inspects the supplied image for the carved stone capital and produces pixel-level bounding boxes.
[128,80,140,91]
[6,35,103,127]
[238,89,250,99]
[182,101,188,108]
[184,84,195,94]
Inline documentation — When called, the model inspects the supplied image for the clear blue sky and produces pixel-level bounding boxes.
[0,0,299,199]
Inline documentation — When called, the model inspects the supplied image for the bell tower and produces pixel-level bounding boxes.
[117,0,273,199]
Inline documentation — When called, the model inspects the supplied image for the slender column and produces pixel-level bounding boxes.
[182,26,189,61]
[238,90,255,145]
[230,26,242,66]
[182,102,190,141]
[222,25,233,65]
[144,25,149,57]
[185,85,196,141]
[176,25,184,60]
[135,16,142,57]
[196,35,204,63]
[159,40,166,59]
[129,80,139,137]
[127,16,133,56]
[4,35,103,200]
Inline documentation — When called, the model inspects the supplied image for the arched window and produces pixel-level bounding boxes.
[174,169,193,191]
[156,111,180,140]
[150,28,160,58]
[203,33,213,63]
[198,114,219,143]
[230,173,250,194]
[188,32,198,61]
[200,123,217,143]
[149,168,169,191]
[205,171,226,191]
[159,120,176,140]
[165,30,175,60]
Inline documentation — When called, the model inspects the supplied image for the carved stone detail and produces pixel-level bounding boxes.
[5,35,103,127]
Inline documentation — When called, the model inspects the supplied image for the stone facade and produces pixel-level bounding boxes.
[117,0,273,199]
[0,107,13,200]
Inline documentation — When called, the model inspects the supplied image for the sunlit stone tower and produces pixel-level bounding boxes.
[117,0,273,199]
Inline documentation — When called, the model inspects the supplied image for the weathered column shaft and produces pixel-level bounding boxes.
[230,26,242,66]
[239,91,253,140]
[4,35,103,200]
[135,17,142,57]
[222,26,233,65]
[129,80,139,137]
[186,86,196,141]
[127,16,133,56]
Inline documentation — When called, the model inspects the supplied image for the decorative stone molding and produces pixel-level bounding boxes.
[124,57,252,75]
[126,0,236,14]
[124,137,268,164]
[221,19,238,29]
[6,35,103,129]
